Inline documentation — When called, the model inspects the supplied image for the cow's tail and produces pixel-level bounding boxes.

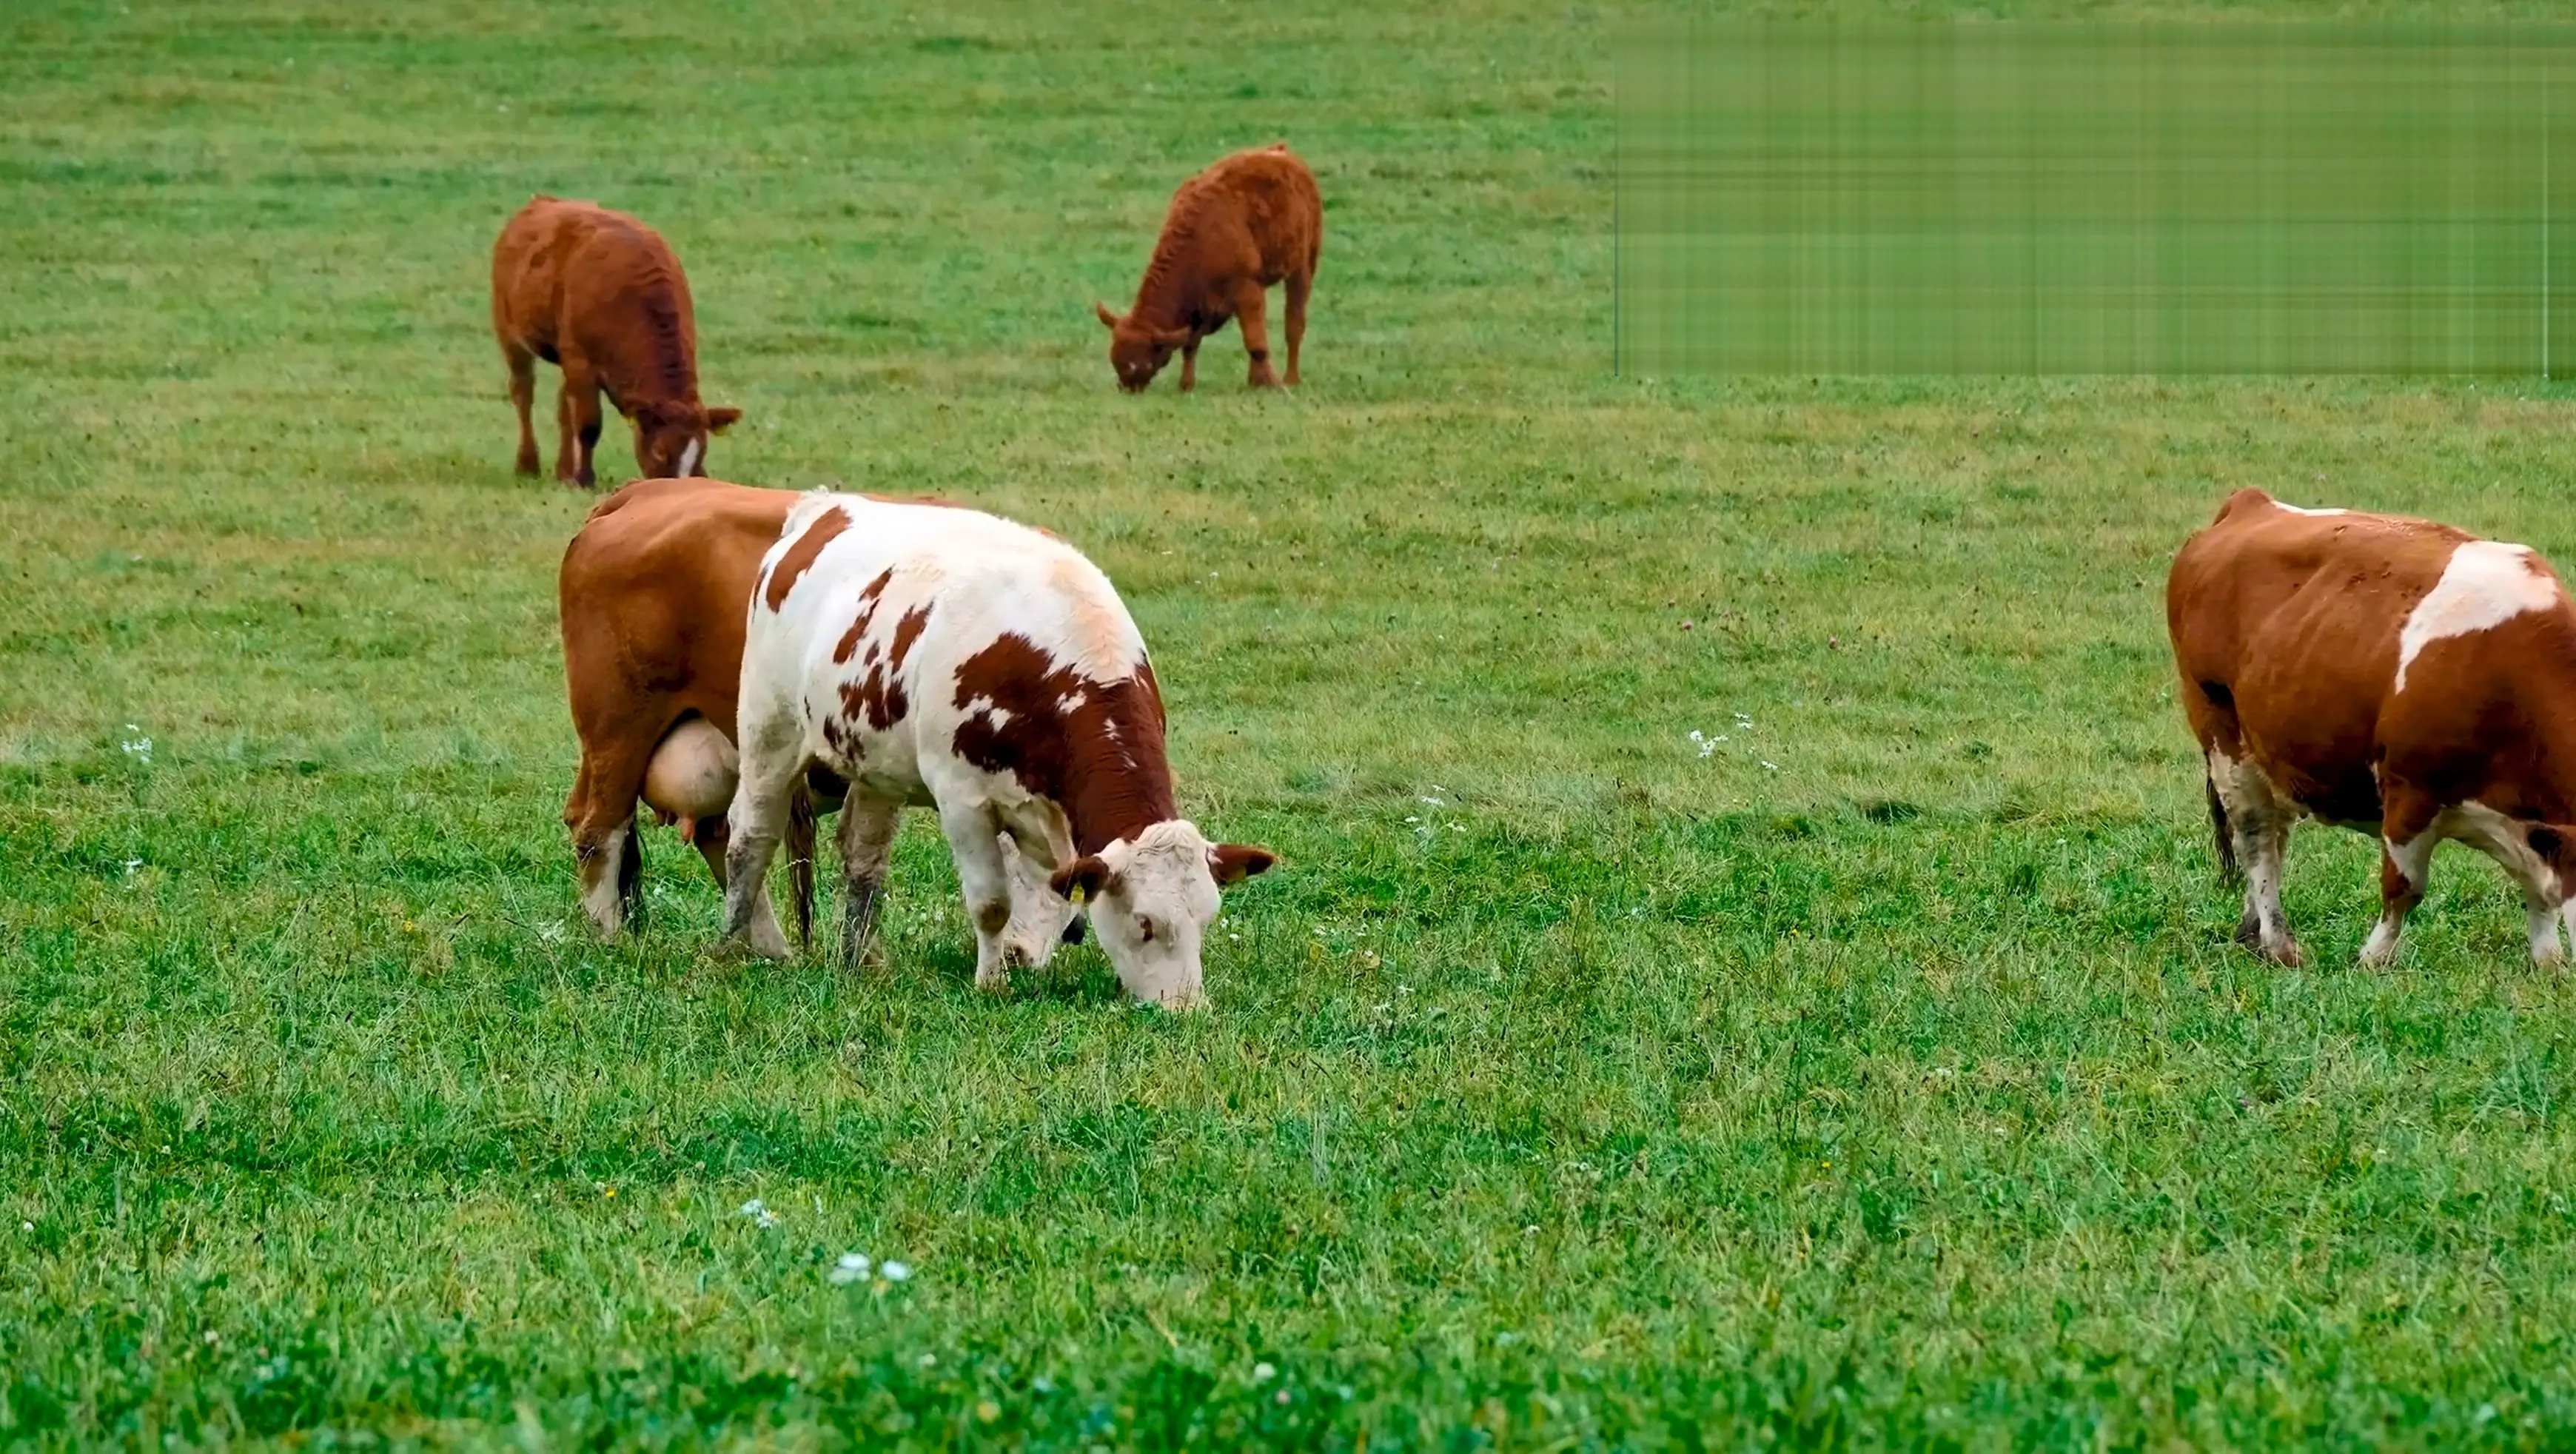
[787,780,817,951]
[2205,770,2242,887]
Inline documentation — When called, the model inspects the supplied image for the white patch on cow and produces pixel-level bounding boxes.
[1060,690,1087,713]
[676,437,704,478]
[2395,540,2560,694]
[2271,500,2348,517]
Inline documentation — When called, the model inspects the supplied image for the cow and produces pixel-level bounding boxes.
[1093,144,1321,394]
[2167,487,2576,968]
[493,195,740,488]
[557,476,1079,963]
[722,491,1277,1006]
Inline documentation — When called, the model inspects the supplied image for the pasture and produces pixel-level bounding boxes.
[7,0,2576,1445]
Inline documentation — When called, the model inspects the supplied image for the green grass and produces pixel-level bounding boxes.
[10,0,2576,1447]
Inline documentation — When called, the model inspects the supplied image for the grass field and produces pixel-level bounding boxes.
[11,0,2576,1447]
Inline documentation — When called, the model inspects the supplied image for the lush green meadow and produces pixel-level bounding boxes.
[10,0,2576,1446]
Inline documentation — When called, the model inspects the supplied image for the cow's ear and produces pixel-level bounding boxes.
[705,406,741,434]
[1052,855,1113,901]
[1209,844,1276,886]
[1093,301,1121,330]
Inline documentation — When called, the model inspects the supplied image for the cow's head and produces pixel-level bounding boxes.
[999,832,1085,966]
[1095,302,1191,392]
[1050,820,1274,1008]
[631,401,742,479]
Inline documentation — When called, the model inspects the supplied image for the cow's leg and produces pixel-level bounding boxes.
[2361,791,2441,967]
[557,352,603,488]
[566,742,654,939]
[938,800,1018,994]
[2210,748,2301,965]
[1177,338,1200,393]
[1235,282,1281,389]
[504,344,540,475]
[719,746,798,961]
[1283,271,1310,386]
[688,814,788,955]
[836,796,902,971]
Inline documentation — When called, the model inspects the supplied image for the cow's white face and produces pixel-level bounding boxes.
[1055,820,1274,1008]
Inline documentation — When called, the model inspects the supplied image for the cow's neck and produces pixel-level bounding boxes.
[1059,683,1177,856]
[615,287,699,412]
[1130,249,1201,334]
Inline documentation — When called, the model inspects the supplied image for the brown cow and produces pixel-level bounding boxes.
[1093,144,1321,393]
[2168,487,2576,968]
[556,476,1082,963]
[493,196,740,487]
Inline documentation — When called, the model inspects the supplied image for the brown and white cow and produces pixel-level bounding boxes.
[493,195,740,487]
[557,477,1079,965]
[722,492,1275,1005]
[2168,487,2576,967]
[1093,144,1321,393]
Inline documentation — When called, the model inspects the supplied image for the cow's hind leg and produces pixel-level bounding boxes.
[2361,789,2440,967]
[836,796,902,971]
[2210,748,2303,965]
[567,743,654,939]
[504,344,541,475]
[939,800,1019,994]
[720,748,798,961]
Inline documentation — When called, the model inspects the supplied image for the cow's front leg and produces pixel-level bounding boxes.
[720,754,798,961]
[837,795,902,971]
[939,801,1017,994]
[1177,337,1200,393]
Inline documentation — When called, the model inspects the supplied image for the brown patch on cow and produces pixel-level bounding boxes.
[950,633,1175,854]
[888,603,933,670]
[840,657,910,733]
[765,506,850,612]
[831,569,897,663]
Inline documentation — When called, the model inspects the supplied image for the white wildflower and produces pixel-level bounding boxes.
[739,1198,778,1229]
[881,1259,911,1282]
[1253,1361,1277,1383]
[1762,761,1780,772]
[829,1252,873,1284]
[1418,795,1444,808]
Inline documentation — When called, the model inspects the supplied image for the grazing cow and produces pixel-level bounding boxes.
[557,476,1078,962]
[493,195,740,487]
[725,492,1276,1005]
[1093,144,1321,393]
[2167,487,2576,967]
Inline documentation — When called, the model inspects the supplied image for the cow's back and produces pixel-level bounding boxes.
[560,475,796,741]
